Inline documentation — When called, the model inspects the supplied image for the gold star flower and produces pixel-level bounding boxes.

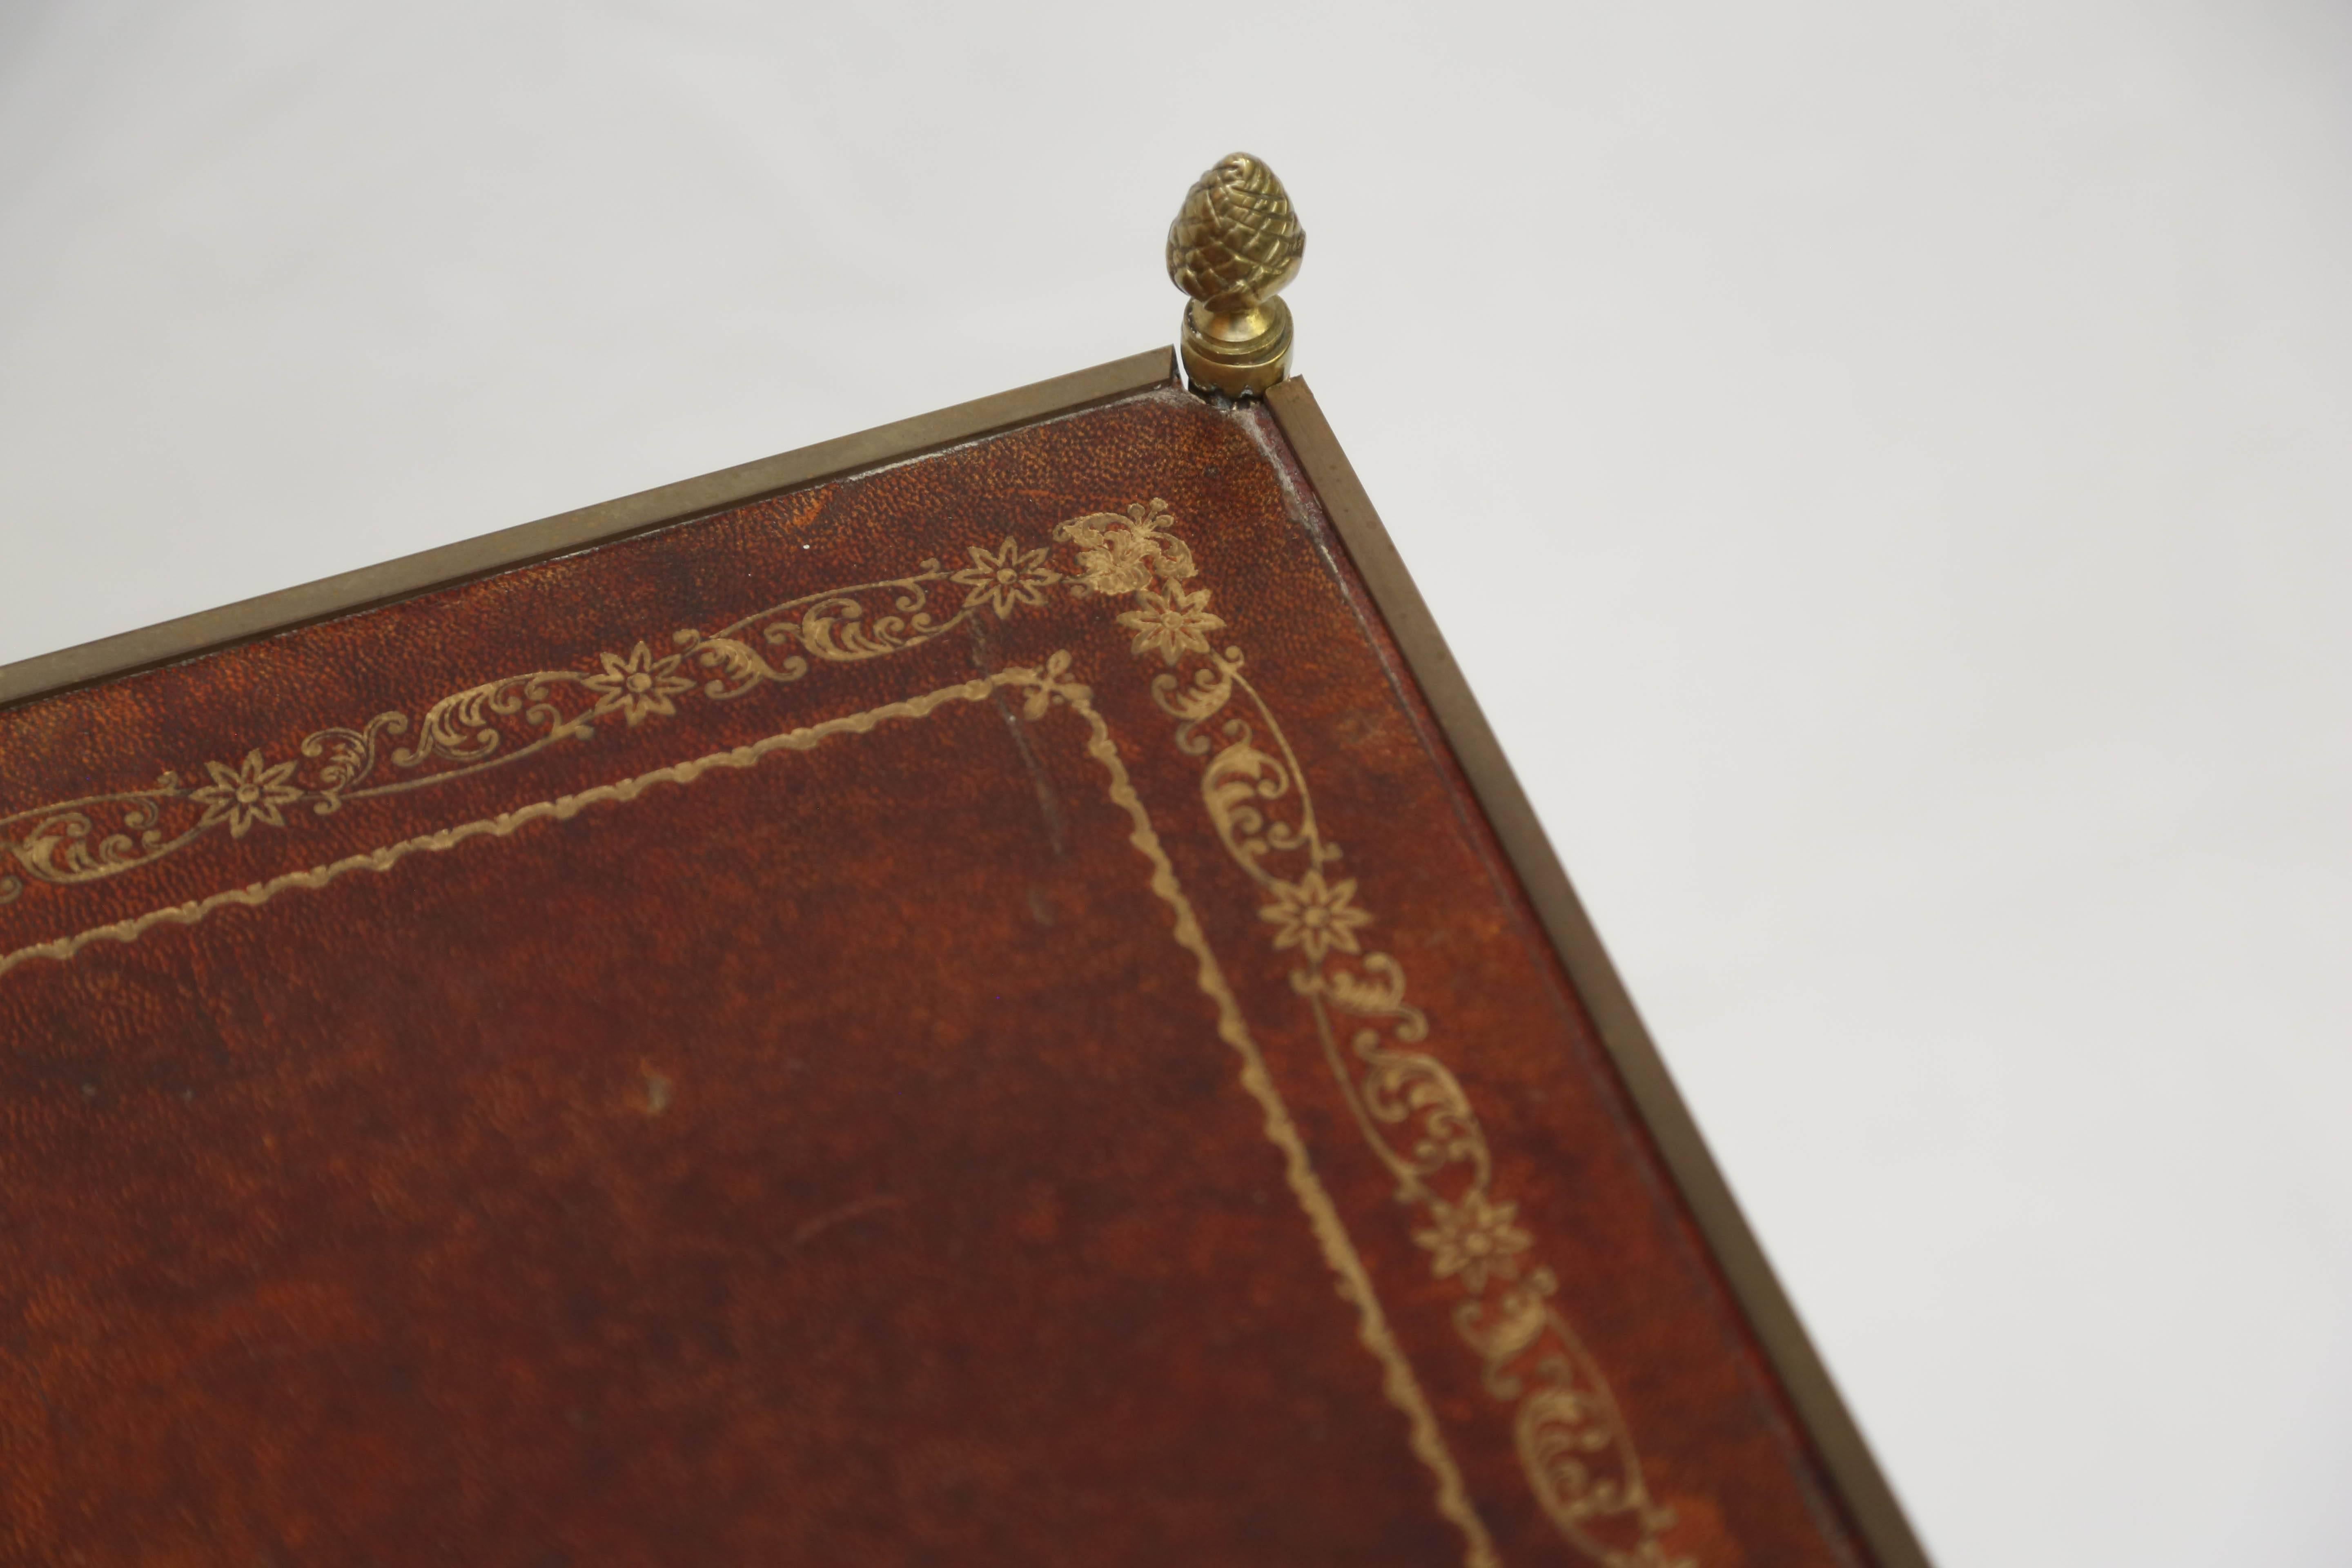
[951,537,1060,619]
[1256,867,1373,963]
[1116,584,1225,665]
[582,641,695,726]
[1413,1192,1533,1294]
[189,750,305,838]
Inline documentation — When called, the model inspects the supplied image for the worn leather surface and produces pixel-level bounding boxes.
[0,385,1867,1566]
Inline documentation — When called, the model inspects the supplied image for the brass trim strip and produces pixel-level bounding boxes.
[1264,378,1935,1568]
[0,348,1179,713]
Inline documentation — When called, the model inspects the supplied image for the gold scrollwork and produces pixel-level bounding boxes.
[1057,500,1691,1568]
[0,554,1021,902]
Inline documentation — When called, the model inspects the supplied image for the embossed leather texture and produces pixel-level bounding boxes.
[0,385,1869,1566]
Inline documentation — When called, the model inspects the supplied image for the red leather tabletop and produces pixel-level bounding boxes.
[0,384,1869,1566]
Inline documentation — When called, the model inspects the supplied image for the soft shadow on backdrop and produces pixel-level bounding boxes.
[3,3,2348,1563]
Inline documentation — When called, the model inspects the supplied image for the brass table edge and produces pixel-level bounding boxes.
[0,347,1180,713]
[1263,376,1936,1568]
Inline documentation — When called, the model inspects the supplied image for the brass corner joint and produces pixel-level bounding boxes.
[1167,153,1305,400]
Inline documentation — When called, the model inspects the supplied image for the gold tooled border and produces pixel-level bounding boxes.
[1,663,1503,1568]
[1264,379,1934,1568]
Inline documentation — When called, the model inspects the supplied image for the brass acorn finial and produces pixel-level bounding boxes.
[1167,153,1305,398]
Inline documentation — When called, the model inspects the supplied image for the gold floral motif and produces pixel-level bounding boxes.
[1061,501,1692,1568]
[1416,1192,1534,1294]
[950,536,1061,618]
[1257,867,1372,964]
[1071,525,1156,596]
[1063,499,1196,596]
[1117,584,1225,665]
[189,751,304,838]
[581,642,696,726]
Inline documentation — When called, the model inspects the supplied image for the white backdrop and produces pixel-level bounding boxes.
[4,3,2349,1563]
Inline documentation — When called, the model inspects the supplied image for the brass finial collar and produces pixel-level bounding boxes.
[1167,153,1305,399]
